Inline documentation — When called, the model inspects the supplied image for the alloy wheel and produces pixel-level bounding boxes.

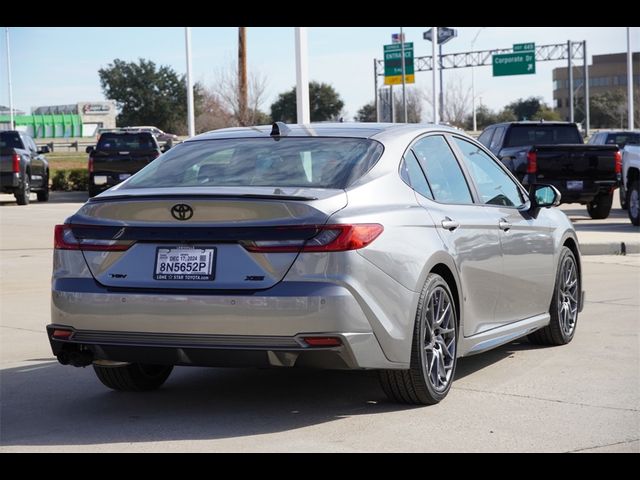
[422,286,456,392]
[558,255,578,337]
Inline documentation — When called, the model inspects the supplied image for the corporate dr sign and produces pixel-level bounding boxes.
[492,52,536,77]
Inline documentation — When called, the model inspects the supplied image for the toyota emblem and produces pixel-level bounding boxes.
[171,204,194,221]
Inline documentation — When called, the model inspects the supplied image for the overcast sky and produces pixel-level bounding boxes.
[1,27,638,122]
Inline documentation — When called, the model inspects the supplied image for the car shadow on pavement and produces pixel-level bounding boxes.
[0,341,538,447]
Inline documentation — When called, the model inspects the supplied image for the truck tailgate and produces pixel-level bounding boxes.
[534,144,619,181]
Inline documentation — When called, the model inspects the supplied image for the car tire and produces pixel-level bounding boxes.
[586,192,613,219]
[93,363,173,391]
[36,173,49,202]
[528,246,579,346]
[619,185,627,210]
[628,180,639,226]
[379,273,458,405]
[15,173,30,205]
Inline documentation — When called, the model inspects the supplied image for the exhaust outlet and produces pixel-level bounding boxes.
[67,350,94,367]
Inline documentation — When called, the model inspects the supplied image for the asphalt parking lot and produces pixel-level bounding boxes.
[0,192,638,452]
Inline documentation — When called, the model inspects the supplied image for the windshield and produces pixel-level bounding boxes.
[505,125,582,147]
[122,137,384,190]
[605,133,640,148]
[97,133,157,151]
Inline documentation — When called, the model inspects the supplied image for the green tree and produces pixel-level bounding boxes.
[505,97,544,120]
[355,102,376,122]
[99,58,203,135]
[270,81,345,123]
[464,104,498,131]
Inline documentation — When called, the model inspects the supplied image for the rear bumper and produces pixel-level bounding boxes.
[50,278,400,369]
[525,176,618,204]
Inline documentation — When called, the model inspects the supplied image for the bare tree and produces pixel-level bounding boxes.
[195,88,233,134]
[442,76,471,127]
[212,62,269,126]
[393,86,424,123]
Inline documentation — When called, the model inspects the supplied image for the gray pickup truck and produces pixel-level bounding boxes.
[478,121,621,219]
[0,130,50,205]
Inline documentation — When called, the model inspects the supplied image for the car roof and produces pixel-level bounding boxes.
[187,122,460,142]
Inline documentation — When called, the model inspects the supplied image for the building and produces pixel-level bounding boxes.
[552,52,639,124]
[0,101,116,138]
[0,105,26,116]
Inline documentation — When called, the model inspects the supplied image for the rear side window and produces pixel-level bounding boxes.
[97,133,157,151]
[400,154,433,199]
[605,133,640,148]
[0,132,24,150]
[477,128,494,147]
[489,126,506,151]
[505,125,581,147]
[411,135,473,204]
[124,137,384,189]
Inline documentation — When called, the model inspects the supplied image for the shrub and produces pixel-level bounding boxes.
[51,170,70,191]
[50,169,89,191]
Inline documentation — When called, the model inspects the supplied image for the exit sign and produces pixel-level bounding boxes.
[513,42,535,52]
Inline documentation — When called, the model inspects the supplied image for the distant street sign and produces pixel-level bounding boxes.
[384,43,415,85]
[513,42,535,52]
[492,52,536,76]
[423,27,457,45]
[391,33,405,44]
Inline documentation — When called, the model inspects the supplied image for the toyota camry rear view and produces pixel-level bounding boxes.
[48,122,583,404]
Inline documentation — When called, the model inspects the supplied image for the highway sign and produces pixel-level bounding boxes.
[513,42,535,52]
[423,27,457,45]
[384,43,415,85]
[492,52,536,76]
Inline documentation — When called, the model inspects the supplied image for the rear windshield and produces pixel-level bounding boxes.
[605,133,640,148]
[505,125,582,147]
[97,133,157,151]
[0,132,24,150]
[122,137,384,190]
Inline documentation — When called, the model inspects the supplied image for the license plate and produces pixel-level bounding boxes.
[566,180,583,190]
[154,247,216,281]
[119,173,132,180]
[93,175,108,185]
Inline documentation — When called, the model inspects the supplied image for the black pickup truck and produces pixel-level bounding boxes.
[478,122,621,219]
[0,130,50,205]
[87,131,161,197]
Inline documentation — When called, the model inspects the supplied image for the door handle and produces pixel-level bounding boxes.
[498,218,512,231]
[441,217,459,231]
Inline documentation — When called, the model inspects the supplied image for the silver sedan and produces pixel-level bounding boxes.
[48,122,583,404]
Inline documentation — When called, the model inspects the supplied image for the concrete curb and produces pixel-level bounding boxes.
[580,242,640,256]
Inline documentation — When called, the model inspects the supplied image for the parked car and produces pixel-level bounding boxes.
[0,130,50,205]
[588,130,640,208]
[85,131,161,197]
[123,126,178,143]
[48,122,583,405]
[621,145,640,225]
[478,121,621,219]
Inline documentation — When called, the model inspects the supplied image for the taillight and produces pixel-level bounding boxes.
[527,150,537,174]
[11,153,20,173]
[242,224,384,253]
[52,329,73,339]
[54,224,133,251]
[88,156,94,173]
[614,150,622,174]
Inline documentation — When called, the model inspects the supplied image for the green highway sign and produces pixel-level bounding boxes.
[493,52,536,77]
[513,42,535,52]
[384,42,415,85]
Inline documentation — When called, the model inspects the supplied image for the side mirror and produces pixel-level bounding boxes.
[85,146,95,154]
[528,184,561,218]
[161,144,171,153]
[37,145,50,154]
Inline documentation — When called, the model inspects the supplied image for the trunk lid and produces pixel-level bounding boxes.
[68,187,346,291]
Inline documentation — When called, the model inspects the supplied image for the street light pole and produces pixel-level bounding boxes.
[470,27,485,132]
[295,27,310,124]
[432,27,438,124]
[628,27,635,130]
[400,27,408,123]
[439,44,444,121]
[5,28,14,130]
[184,27,195,138]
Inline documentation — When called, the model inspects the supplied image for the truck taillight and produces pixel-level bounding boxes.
[527,150,537,174]
[614,150,622,174]
[88,156,94,173]
[11,153,20,173]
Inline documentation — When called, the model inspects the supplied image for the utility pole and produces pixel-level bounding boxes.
[294,27,310,124]
[628,27,635,130]
[184,27,195,138]
[470,27,485,132]
[238,27,248,126]
[5,28,14,130]
[583,40,590,135]
[439,44,444,121]
[374,58,379,121]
